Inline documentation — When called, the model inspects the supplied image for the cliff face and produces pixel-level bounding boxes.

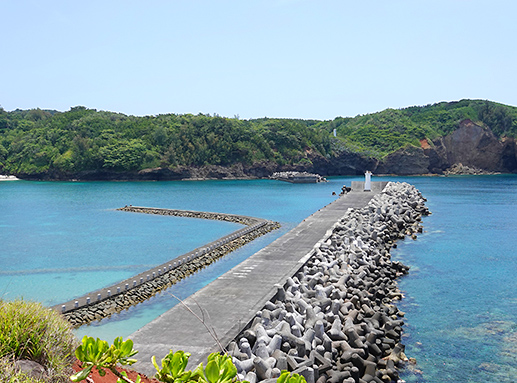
[440,119,508,171]
[312,151,378,176]
[375,146,430,175]
[375,119,517,175]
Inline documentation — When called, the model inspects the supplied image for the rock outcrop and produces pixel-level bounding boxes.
[377,120,517,175]
[312,151,379,176]
[443,163,499,176]
[375,146,430,175]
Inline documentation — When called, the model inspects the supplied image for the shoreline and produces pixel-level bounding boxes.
[7,170,514,183]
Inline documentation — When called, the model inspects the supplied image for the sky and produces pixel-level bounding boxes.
[1,0,516,120]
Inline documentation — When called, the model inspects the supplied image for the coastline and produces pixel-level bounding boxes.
[6,166,511,182]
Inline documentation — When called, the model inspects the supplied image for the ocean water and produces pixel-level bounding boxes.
[390,175,517,383]
[0,178,345,339]
[0,175,516,382]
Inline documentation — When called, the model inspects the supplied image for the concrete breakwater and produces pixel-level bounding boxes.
[228,182,430,383]
[52,207,279,327]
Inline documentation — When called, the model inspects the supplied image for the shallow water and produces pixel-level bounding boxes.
[391,175,517,382]
[0,178,346,339]
[1,175,516,382]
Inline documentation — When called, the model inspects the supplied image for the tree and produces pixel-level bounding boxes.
[99,139,148,171]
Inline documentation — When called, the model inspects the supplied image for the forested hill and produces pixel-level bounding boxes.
[1,99,516,180]
[324,99,517,157]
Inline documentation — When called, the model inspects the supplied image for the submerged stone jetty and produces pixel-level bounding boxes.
[270,171,327,183]
[53,207,279,327]
[227,182,429,383]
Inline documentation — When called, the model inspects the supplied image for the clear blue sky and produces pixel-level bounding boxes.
[1,0,516,120]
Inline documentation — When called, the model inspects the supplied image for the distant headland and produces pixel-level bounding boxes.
[1,99,516,181]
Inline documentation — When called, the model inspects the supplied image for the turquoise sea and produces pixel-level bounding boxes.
[0,175,516,382]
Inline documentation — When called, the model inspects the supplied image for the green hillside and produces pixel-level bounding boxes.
[322,99,517,157]
[0,99,516,178]
[0,107,331,176]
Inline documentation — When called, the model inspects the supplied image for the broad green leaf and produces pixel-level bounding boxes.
[221,359,237,380]
[75,345,86,361]
[113,337,122,349]
[70,364,93,382]
[277,371,290,383]
[121,339,133,355]
[205,360,220,383]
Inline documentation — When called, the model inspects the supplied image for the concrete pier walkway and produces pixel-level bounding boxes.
[131,182,387,375]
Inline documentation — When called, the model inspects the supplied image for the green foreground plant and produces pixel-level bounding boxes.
[72,336,307,383]
[70,336,139,383]
[0,299,76,383]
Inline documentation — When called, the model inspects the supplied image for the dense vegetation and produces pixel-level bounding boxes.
[0,107,332,176]
[1,99,516,178]
[322,99,517,157]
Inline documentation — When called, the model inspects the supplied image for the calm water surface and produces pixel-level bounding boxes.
[392,175,517,383]
[1,175,516,382]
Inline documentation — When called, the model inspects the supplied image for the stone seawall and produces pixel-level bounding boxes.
[227,182,430,383]
[119,206,264,226]
[52,207,280,327]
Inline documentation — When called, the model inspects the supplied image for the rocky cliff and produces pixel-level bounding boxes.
[375,119,517,175]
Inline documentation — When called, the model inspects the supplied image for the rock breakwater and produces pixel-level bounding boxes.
[118,206,264,226]
[228,182,429,383]
[55,207,280,327]
[270,172,327,183]
[444,163,499,175]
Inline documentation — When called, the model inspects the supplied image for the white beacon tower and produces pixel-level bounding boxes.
[364,170,372,191]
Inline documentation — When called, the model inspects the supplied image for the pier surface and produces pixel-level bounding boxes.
[131,182,387,375]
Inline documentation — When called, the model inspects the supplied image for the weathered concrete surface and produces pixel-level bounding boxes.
[131,183,387,375]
